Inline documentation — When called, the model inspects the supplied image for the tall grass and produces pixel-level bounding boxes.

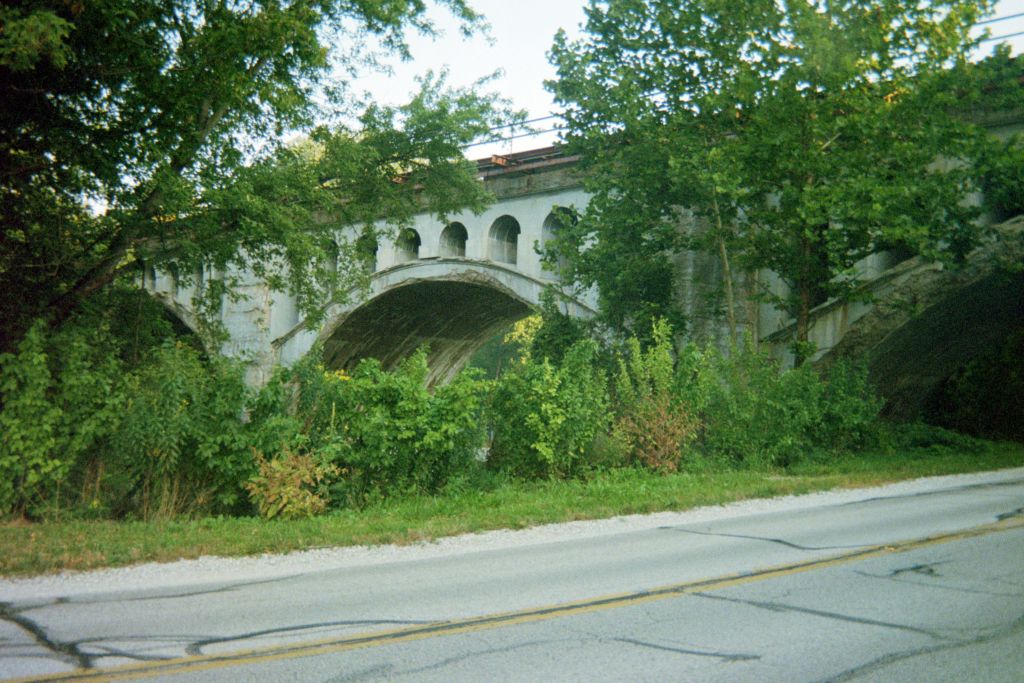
[2,439,1019,576]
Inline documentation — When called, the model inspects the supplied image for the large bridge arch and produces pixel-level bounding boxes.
[811,217,1024,419]
[144,274,214,352]
[316,259,595,385]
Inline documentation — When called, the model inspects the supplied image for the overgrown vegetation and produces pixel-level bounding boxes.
[2,294,1020,577]
[3,435,1020,576]
[1,1,1021,578]
[248,350,486,511]
[488,336,610,479]
[0,304,892,521]
[0,290,253,520]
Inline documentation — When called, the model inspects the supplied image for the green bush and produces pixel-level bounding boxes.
[0,321,126,517]
[674,344,881,469]
[613,320,698,472]
[816,359,884,452]
[528,291,590,365]
[875,421,991,454]
[250,349,487,508]
[0,290,253,520]
[112,341,252,519]
[694,345,822,468]
[488,338,610,479]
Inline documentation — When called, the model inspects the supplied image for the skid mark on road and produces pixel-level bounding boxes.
[10,515,1024,683]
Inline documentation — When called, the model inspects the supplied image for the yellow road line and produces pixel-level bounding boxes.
[11,515,1024,683]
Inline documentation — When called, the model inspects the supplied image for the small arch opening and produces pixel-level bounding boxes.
[541,209,573,276]
[194,263,206,296]
[165,262,180,298]
[440,222,469,257]
[395,228,421,263]
[325,240,339,278]
[488,215,520,265]
[356,229,379,273]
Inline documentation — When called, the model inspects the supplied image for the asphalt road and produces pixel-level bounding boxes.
[2,469,1023,682]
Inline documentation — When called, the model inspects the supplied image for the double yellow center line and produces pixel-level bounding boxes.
[14,514,1024,683]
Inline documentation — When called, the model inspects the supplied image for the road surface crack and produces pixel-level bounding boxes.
[613,637,760,662]
[79,643,174,663]
[889,561,948,577]
[123,574,301,602]
[693,593,950,640]
[186,619,433,655]
[659,527,868,551]
[323,663,395,682]
[996,506,1024,521]
[819,613,1024,682]
[393,638,563,677]
[837,478,1024,507]
[0,602,92,669]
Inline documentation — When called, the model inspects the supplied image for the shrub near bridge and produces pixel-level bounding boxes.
[487,338,611,479]
[612,319,698,472]
[247,349,487,512]
[0,301,254,520]
[484,315,883,480]
[0,322,124,518]
[111,341,253,519]
[0,309,886,524]
[675,342,882,470]
[602,320,883,473]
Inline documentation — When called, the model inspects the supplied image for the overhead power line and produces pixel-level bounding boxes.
[980,30,1024,42]
[976,12,1024,26]
[463,127,568,149]
[487,114,560,131]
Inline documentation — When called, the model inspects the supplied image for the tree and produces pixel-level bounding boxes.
[1,0,512,351]
[548,0,1006,362]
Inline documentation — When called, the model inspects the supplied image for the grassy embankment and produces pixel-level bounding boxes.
[2,441,1021,577]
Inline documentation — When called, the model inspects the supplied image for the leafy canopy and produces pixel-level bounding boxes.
[1,0,513,350]
[547,0,1010,357]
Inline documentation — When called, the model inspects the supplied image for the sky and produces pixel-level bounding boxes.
[353,0,1024,160]
[352,0,586,157]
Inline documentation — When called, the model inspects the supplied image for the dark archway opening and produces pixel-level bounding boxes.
[924,326,1024,442]
[541,209,573,276]
[395,229,421,263]
[323,280,532,385]
[440,222,468,257]
[488,215,520,265]
[870,271,1024,440]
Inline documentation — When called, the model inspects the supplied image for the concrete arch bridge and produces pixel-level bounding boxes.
[147,141,1024,421]
[147,148,596,385]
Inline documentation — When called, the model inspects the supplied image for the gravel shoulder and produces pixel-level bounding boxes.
[3,467,1022,601]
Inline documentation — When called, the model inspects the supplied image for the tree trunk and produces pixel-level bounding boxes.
[710,191,737,346]
[717,235,738,347]
[744,270,760,351]
[793,232,813,367]
[794,282,812,367]
[46,236,132,332]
